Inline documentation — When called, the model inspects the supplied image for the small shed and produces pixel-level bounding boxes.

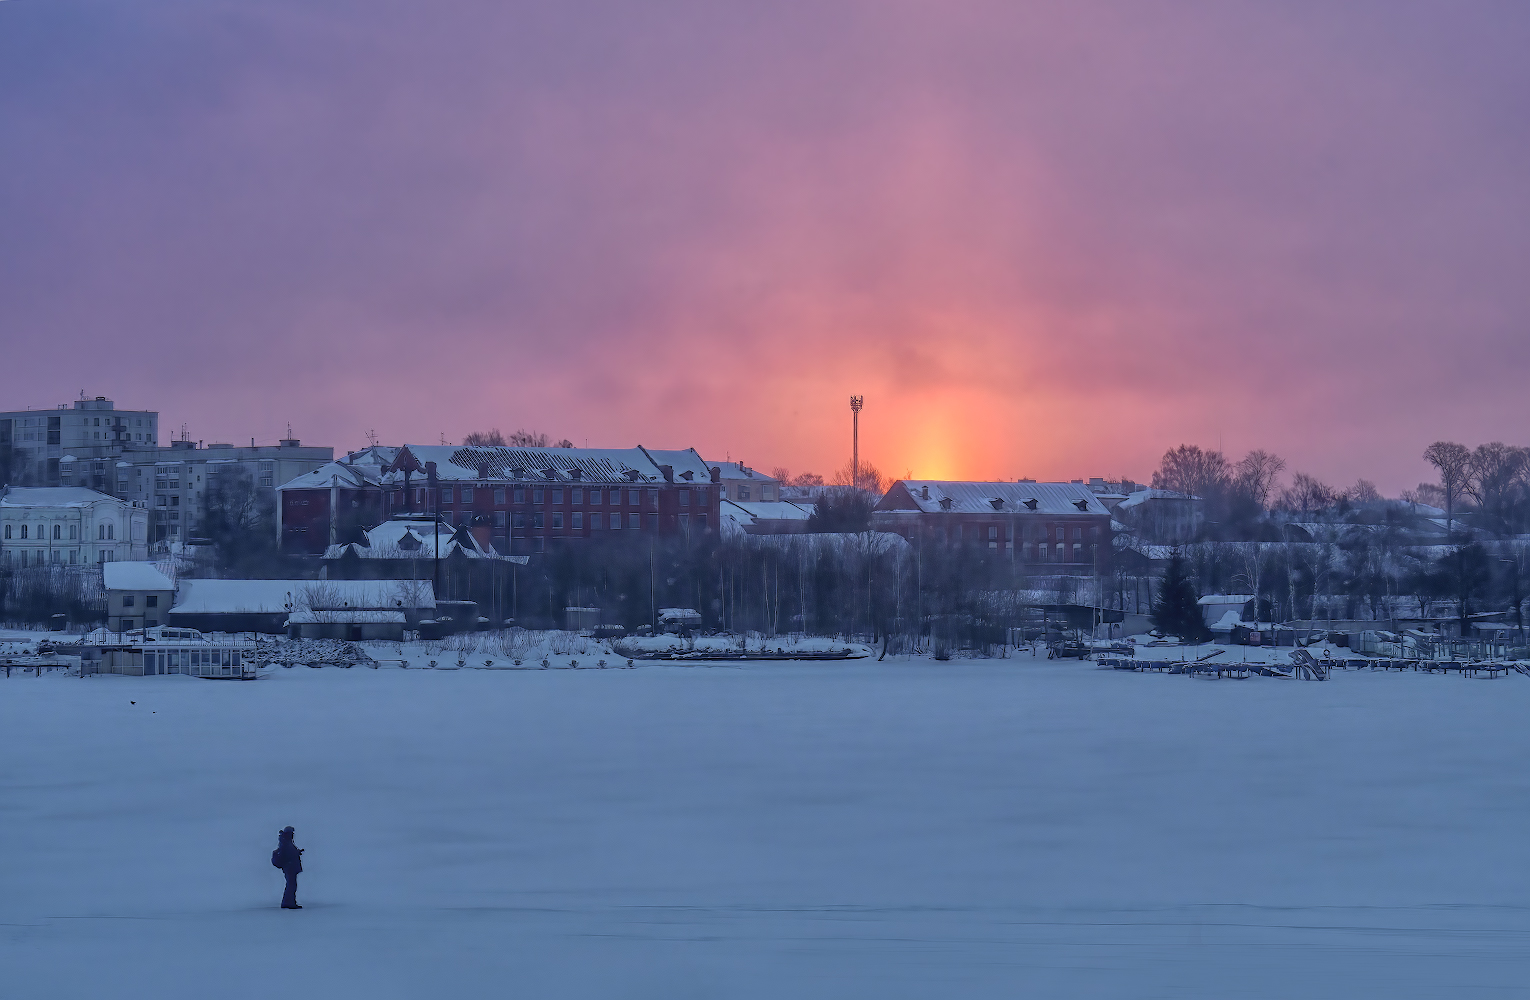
[103,562,176,632]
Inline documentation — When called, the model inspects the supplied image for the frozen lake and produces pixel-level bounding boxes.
[4,655,1528,998]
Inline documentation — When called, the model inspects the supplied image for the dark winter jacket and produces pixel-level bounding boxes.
[274,834,303,874]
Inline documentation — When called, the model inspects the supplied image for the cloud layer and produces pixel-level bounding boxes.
[4,1,1528,492]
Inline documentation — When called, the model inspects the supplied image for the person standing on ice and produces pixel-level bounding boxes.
[272,826,304,909]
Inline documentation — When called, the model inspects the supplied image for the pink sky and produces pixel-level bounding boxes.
[4,2,1528,495]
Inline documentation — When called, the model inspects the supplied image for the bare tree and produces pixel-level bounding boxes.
[463,429,508,447]
[770,466,792,483]
[791,472,825,487]
[1277,472,1336,517]
[1152,445,1230,499]
[1344,479,1382,503]
[507,429,551,447]
[1232,449,1286,508]
[1464,442,1529,526]
[1423,441,1471,532]
[830,460,887,494]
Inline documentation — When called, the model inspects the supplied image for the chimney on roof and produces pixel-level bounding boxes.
[569,468,582,480]
[659,464,673,483]
[920,485,930,500]
[709,466,721,484]
[477,465,489,479]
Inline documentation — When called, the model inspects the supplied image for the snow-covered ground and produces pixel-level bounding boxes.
[4,651,1529,998]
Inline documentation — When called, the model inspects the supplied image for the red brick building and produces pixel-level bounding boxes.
[279,444,722,557]
[872,480,1112,573]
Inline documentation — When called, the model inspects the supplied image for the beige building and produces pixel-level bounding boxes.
[103,561,177,632]
[0,487,150,567]
[705,460,782,502]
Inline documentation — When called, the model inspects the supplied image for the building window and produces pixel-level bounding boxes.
[988,526,998,540]
[533,512,544,529]
[679,489,690,507]
[2,525,8,539]
[69,524,78,540]
[70,550,77,564]
[697,513,707,530]
[123,595,136,608]
[696,488,708,505]
[609,512,621,530]
[534,537,545,553]
[591,513,603,529]
[1039,544,1048,561]
[1091,526,1100,539]
[738,486,750,501]
[494,488,505,505]
[551,489,563,504]
[461,487,473,504]
[590,490,602,505]
[647,513,658,531]
[533,489,544,504]
[514,488,525,504]
[679,513,689,529]
[52,524,60,540]
[107,524,114,539]
[762,487,774,501]
[1072,526,1082,540]
[551,512,564,529]
[494,511,507,527]
[441,511,453,526]
[646,489,658,506]
[146,595,158,608]
[512,512,525,528]
[629,513,640,529]
[19,524,26,539]
[441,488,453,504]
[1074,543,1084,561]
[571,488,582,505]
[572,511,583,529]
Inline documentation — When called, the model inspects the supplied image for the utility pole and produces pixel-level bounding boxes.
[850,395,863,489]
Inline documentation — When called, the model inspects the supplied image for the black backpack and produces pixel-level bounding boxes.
[271,848,283,869]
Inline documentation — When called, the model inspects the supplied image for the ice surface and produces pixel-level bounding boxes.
[3,653,1529,998]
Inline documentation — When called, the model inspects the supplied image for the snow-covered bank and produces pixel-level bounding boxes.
[3,658,1529,998]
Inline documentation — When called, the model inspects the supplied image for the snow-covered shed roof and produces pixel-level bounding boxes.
[1198,594,1255,606]
[875,481,1110,516]
[173,579,435,615]
[102,562,175,592]
[0,486,129,509]
[1117,488,1198,510]
[718,499,814,537]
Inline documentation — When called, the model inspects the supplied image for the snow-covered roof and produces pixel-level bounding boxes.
[385,444,698,486]
[1198,594,1255,605]
[1117,488,1198,510]
[0,486,129,509]
[703,460,780,484]
[323,517,523,563]
[102,562,174,592]
[639,447,714,483]
[278,459,388,491]
[173,579,435,615]
[876,481,1110,516]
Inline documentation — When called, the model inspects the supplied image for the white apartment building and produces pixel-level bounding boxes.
[0,487,150,567]
[0,396,159,489]
[705,460,782,502]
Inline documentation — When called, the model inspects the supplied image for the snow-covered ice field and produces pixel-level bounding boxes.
[4,655,1529,999]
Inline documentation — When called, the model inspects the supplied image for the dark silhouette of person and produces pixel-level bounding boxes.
[272,826,304,909]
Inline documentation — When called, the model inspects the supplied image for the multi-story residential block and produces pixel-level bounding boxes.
[0,487,151,567]
[0,397,159,489]
[113,437,333,543]
[871,480,1112,573]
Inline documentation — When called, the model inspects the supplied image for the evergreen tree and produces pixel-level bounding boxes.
[1152,549,1210,641]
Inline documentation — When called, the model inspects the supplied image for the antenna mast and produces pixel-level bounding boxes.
[849,395,863,488]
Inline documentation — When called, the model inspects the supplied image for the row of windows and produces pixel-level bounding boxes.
[2,548,117,566]
[415,486,710,507]
[3,523,115,540]
[939,522,1101,542]
[442,511,712,531]
[120,595,160,608]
